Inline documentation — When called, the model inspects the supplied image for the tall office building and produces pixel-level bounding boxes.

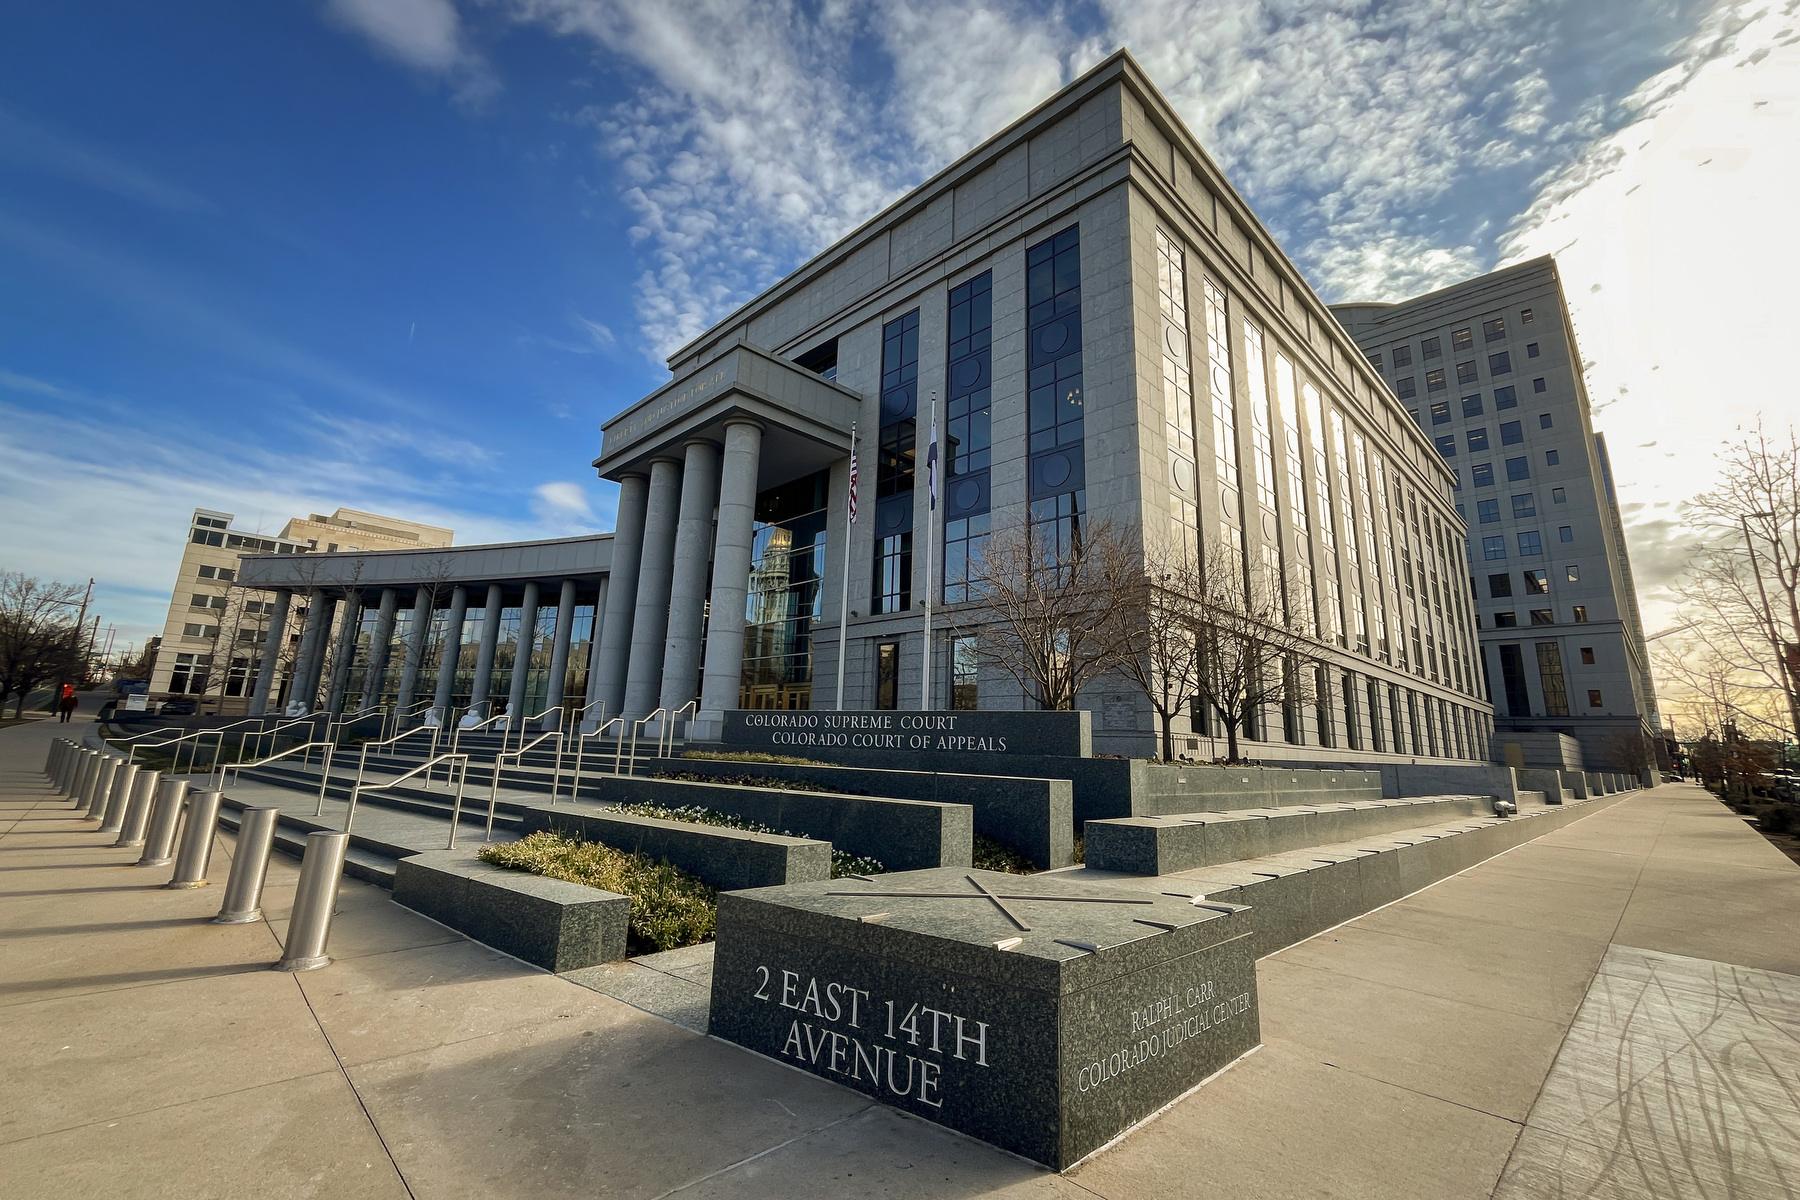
[149,506,453,710]
[1333,259,1662,769]
[239,52,1495,764]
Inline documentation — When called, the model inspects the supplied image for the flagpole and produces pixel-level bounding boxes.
[835,423,855,711]
[921,393,938,711]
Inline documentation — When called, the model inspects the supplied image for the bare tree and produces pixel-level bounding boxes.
[1109,534,1209,760]
[965,515,1138,711]
[1184,542,1318,763]
[0,572,88,717]
[1670,422,1800,743]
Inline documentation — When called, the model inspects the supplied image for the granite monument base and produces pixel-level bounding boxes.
[708,868,1260,1170]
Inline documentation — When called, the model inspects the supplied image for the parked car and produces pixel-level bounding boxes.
[158,697,198,716]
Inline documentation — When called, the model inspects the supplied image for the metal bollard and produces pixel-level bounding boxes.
[166,788,224,888]
[137,778,191,867]
[51,741,66,784]
[68,751,94,803]
[214,807,280,924]
[99,763,138,835]
[115,769,160,849]
[85,756,120,820]
[274,831,350,971]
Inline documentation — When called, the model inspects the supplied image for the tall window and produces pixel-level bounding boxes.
[1275,354,1317,632]
[875,642,899,710]
[942,513,989,603]
[1536,641,1569,716]
[1304,380,1344,645]
[873,533,912,614]
[1157,231,1198,557]
[1244,319,1279,523]
[1028,226,1085,567]
[1203,277,1245,582]
[876,311,919,497]
[946,272,992,476]
[742,471,829,710]
[950,636,979,710]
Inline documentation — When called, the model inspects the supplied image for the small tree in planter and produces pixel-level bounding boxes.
[1185,541,1318,764]
[1110,534,1208,760]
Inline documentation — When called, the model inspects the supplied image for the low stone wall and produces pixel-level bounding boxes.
[520,805,829,891]
[583,775,972,872]
[394,849,628,970]
[1086,796,1486,876]
[1132,764,1384,816]
[1516,768,1567,805]
[639,758,1072,869]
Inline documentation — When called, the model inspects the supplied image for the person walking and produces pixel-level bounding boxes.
[57,683,77,723]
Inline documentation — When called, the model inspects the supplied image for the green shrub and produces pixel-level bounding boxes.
[1760,805,1796,835]
[479,831,717,954]
[681,749,824,766]
[650,769,837,794]
[971,835,1035,874]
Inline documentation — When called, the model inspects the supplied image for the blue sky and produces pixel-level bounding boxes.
[1,0,1794,653]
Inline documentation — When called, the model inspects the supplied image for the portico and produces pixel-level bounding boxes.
[592,342,859,737]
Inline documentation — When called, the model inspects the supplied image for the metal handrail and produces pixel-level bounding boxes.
[129,728,225,776]
[486,730,565,838]
[215,740,336,815]
[386,697,437,741]
[573,697,607,731]
[569,716,626,802]
[243,716,318,765]
[661,700,697,759]
[449,710,509,773]
[512,705,564,753]
[345,752,469,838]
[625,707,667,778]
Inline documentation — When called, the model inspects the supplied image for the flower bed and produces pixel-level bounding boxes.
[608,800,884,877]
[478,831,716,953]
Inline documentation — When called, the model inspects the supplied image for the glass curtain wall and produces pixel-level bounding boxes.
[741,470,829,710]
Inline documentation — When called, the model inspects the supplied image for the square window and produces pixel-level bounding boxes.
[1495,385,1517,409]
[1521,307,1534,324]
[1511,492,1536,518]
[1488,351,1512,375]
[1482,535,1507,560]
[1461,393,1484,417]
[1518,530,1543,556]
[1573,605,1589,623]
[1579,646,1595,665]
[1426,367,1446,392]
[1430,401,1450,424]
[1391,344,1413,368]
[1566,564,1580,581]
[1452,327,1472,350]
[1477,498,1500,523]
[1435,434,1456,457]
[1396,376,1416,399]
[1558,525,1573,542]
[1494,611,1518,627]
[1483,317,1506,342]
[1500,420,1523,445]
[1538,412,1553,429]
[1531,609,1555,626]
[1506,455,1530,481]
[1527,342,1540,358]
[1532,377,1547,393]
[1545,449,1560,466]
[1367,351,1383,370]
[1471,462,1494,487]
[1587,689,1603,708]
[1552,486,1566,504]
[1467,426,1489,451]
[1488,572,1512,597]
[1421,336,1441,360]
[1523,568,1548,594]
[1456,360,1477,385]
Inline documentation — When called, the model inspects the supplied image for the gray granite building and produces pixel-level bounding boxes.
[1333,259,1663,768]
[240,51,1496,764]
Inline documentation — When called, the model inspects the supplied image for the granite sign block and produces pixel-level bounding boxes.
[708,867,1260,1170]
[717,709,1091,760]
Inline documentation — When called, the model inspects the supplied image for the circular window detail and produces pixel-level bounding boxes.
[952,359,984,390]
[1036,321,1070,356]
[1164,326,1186,359]
[954,480,981,510]
[1041,453,1072,489]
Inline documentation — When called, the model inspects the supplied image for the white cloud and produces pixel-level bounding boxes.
[0,104,216,215]
[530,479,601,532]
[324,0,498,106]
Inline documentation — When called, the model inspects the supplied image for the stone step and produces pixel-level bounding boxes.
[1084,795,1489,875]
[239,762,531,833]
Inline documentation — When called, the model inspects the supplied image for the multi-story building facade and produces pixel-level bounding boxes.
[239,52,1493,763]
[149,506,452,710]
[1333,259,1662,769]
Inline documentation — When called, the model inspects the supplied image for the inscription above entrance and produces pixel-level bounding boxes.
[717,709,1091,759]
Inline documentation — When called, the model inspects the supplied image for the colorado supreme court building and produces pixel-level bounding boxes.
[240,51,1494,764]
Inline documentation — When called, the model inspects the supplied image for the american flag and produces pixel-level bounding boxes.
[847,428,858,523]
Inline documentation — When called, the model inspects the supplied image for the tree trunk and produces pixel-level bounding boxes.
[1225,720,1240,763]
[1159,708,1174,761]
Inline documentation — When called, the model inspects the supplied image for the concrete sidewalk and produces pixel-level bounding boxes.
[3,710,1796,1198]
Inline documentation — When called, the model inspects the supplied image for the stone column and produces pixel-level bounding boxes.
[290,591,329,712]
[622,458,684,719]
[582,578,610,724]
[432,585,469,713]
[593,475,649,719]
[506,580,541,723]
[359,587,400,708]
[544,578,578,722]
[696,421,764,734]
[394,585,434,710]
[324,589,363,714]
[249,589,292,716]
[660,440,722,713]
[470,582,505,710]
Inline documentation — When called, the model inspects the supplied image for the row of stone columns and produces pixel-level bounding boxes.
[594,419,765,727]
[249,576,607,722]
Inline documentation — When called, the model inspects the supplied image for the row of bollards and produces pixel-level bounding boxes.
[43,736,350,971]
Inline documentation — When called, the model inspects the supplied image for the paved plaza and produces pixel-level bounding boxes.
[3,709,1796,1198]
